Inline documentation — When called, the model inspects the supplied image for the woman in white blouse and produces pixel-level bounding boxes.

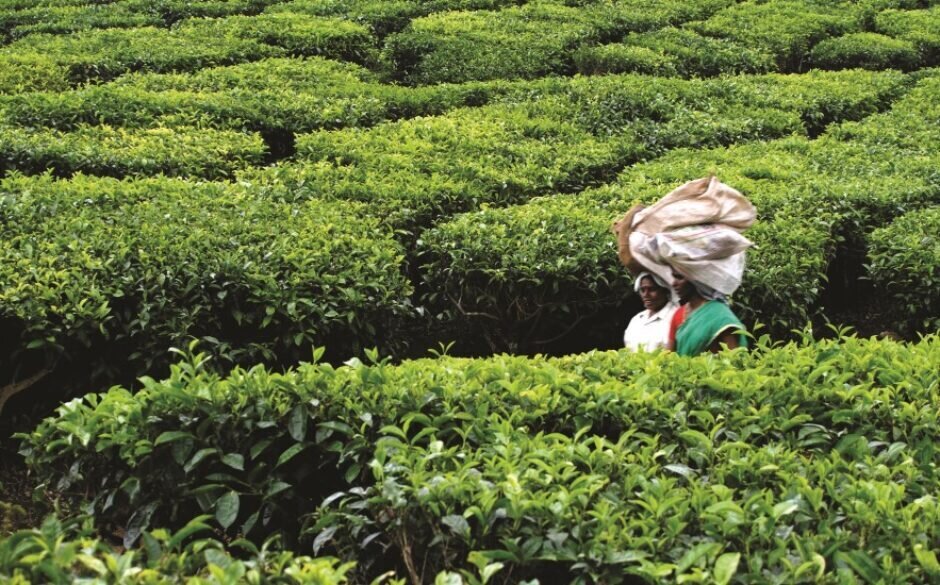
[623,272,678,352]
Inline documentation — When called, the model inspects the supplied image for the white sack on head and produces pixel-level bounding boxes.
[630,225,753,295]
[617,176,757,296]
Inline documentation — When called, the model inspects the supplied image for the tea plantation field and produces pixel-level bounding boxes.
[1,0,939,583]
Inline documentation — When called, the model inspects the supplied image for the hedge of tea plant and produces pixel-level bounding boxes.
[688,0,862,72]
[242,69,902,239]
[808,32,920,71]
[17,335,940,582]
[574,28,776,78]
[0,514,359,584]
[384,0,737,84]
[0,57,511,135]
[866,206,940,332]
[0,2,158,42]
[0,25,283,84]
[0,54,70,94]
[415,71,940,350]
[0,173,413,397]
[0,123,267,180]
[874,6,940,66]
[175,12,376,62]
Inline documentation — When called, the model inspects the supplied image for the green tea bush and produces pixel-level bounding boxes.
[573,43,679,76]
[875,6,940,66]
[866,206,940,331]
[414,69,940,349]
[809,32,920,70]
[121,0,291,24]
[241,101,632,236]
[385,0,738,84]
[0,54,70,94]
[0,173,413,399]
[176,12,376,62]
[690,0,861,72]
[18,335,940,582]
[0,57,511,135]
[0,124,267,180]
[0,3,160,42]
[581,28,777,78]
[0,515,356,584]
[385,3,598,84]
[0,25,283,83]
[266,0,429,37]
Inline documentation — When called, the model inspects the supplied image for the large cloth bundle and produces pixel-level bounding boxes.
[612,176,756,295]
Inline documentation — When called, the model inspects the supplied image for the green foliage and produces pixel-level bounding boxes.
[0,514,356,583]
[385,3,599,84]
[866,206,940,331]
[0,25,283,83]
[0,3,160,42]
[0,124,266,180]
[0,57,510,134]
[0,173,413,396]
[809,32,920,70]
[176,12,376,62]
[384,0,738,84]
[690,0,862,72]
[17,335,940,582]
[0,54,70,95]
[874,6,940,66]
[573,43,680,76]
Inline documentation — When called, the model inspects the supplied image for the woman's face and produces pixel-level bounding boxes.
[671,270,695,304]
[638,276,668,313]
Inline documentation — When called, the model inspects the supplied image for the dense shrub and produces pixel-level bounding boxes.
[384,0,737,84]
[0,173,413,400]
[866,206,940,331]
[0,515,356,584]
[809,32,920,70]
[588,28,777,78]
[0,54,70,94]
[0,57,511,134]
[0,25,283,83]
[0,2,159,42]
[414,69,940,350]
[573,43,679,76]
[0,124,267,180]
[874,6,940,66]
[385,3,598,84]
[176,12,376,63]
[690,0,861,72]
[18,335,940,582]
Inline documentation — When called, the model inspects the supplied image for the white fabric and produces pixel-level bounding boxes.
[623,301,679,352]
[630,224,752,296]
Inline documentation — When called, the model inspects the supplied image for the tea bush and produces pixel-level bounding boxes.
[0,57,510,134]
[874,6,940,65]
[0,2,159,42]
[385,0,738,84]
[0,124,267,180]
[689,0,861,72]
[0,173,413,399]
[0,514,357,584]
[415,70,938,350]
[121,0,291,24]
[809,32,920,71]
[866,206,940,331]
[243,69,900,239]
[0,54,70,94]
[0,25,283,83]
[575,28,776,78]
[176,12,376,63]
[18,335,940,582]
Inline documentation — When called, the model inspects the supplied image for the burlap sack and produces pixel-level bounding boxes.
[612,176,757,293]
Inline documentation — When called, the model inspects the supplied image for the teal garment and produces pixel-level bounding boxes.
[675,300,747,356]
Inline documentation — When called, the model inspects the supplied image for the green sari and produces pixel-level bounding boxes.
[675,300,747,356]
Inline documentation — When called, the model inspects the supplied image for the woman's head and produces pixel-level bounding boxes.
[637,274,670,313]
[671,269,697,304]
